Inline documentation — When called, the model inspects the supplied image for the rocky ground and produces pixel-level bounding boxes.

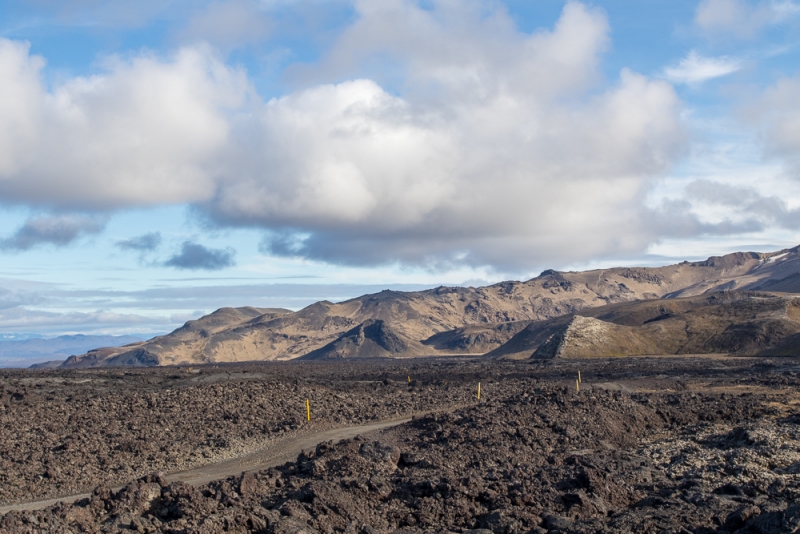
[0,361,479,506]
[2,356,800,533]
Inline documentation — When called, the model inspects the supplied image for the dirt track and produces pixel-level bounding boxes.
[0,417,411,515]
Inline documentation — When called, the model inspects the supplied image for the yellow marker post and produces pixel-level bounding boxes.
[408,375,410,383]
[576,379,580,392]
[477,382,481,400]
[306,398,310,421]
[578,370,582,383]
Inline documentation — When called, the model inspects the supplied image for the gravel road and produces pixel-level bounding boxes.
[0,416,410,515]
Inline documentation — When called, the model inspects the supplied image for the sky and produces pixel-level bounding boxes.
[1,0,800,336]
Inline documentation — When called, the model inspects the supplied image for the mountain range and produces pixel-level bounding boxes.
[60,246,800,367]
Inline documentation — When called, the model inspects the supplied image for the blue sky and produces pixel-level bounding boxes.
[1,0,800,336]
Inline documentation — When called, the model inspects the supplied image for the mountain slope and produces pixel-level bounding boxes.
[62,246,800,367]
[299,319,426,360]
[487,291,800,360]
[421,321,531,354]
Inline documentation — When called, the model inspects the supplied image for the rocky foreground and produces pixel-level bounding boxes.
[0,362,478,506]
[2,357,800,533]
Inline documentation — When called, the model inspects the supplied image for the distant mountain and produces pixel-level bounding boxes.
[0,334,152,368]
[62,246,800,367]
[0,333,44,341]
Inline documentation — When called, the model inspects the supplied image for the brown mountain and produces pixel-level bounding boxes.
[486,291,800,360]
[62,246,800,367]
[61,307,288,367]
[299,319,425,360]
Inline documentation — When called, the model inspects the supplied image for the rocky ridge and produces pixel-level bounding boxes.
[62,246,800,367]
[487,291,800,360]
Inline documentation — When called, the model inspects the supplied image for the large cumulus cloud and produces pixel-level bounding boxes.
[207,1,687,268]
[0,39,247,209]
[0,1,690,271]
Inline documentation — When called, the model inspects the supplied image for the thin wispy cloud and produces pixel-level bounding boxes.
[0,307,166,332]
[0,278,438,334]
[663,51,742,85]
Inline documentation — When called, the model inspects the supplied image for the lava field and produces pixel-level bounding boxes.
[2,357,800,533]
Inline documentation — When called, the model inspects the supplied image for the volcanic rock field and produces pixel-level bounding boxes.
[2,357,800,533]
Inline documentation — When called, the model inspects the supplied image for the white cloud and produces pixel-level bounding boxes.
[684,179,800,228]
[0,2,689,271]
[749,77,800,173]
[694,0,800,38]
[0,39,250,210]
[663,51,742,85]
[293,0,610,101]
[207,1,686,269]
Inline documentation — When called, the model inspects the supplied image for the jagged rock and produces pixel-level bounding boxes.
[358,441,401,467]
